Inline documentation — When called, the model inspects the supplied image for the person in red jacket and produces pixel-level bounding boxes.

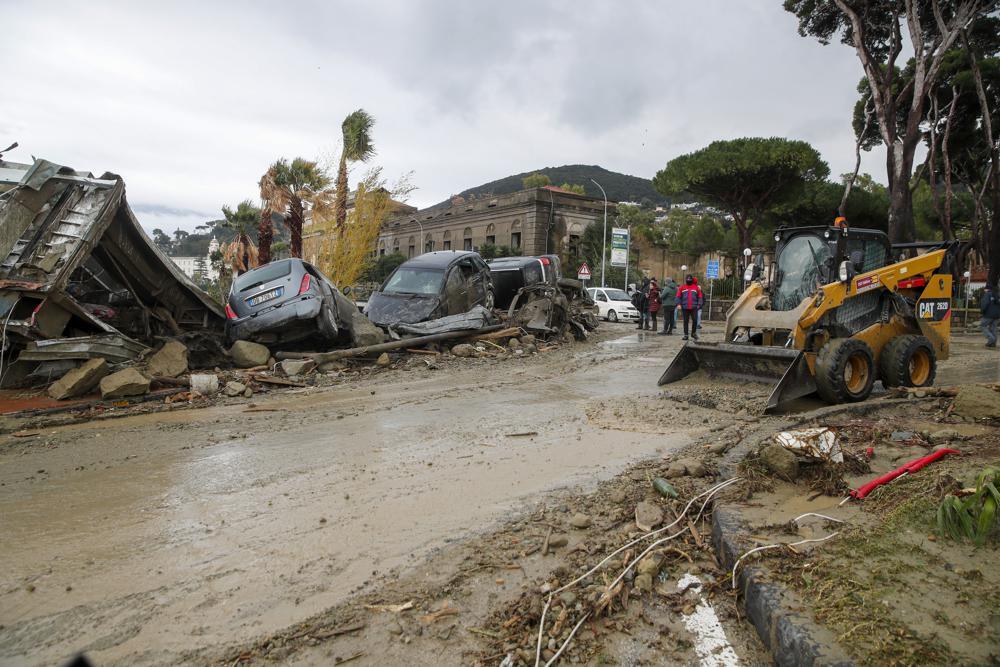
[647,278,662,332]
[675,274,703,340]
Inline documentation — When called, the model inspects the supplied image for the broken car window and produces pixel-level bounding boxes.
[384,268,445,295]
[235,260,293,293]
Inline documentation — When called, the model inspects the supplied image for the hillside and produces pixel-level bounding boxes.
[450,165,671,207]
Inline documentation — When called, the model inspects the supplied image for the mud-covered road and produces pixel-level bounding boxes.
[2,324,995,666]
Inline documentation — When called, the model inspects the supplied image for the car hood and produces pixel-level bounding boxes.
[609,300,636,308]
[365,292,442,327]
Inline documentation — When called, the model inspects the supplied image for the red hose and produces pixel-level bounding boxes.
[850,448,960,499]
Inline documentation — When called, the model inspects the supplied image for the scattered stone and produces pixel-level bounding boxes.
[520,334,536,346]
[376,352,391,367]
[559,591,577,606]
[523,343,537,355]
[569,513,591,529]
[665,460,687,478]
[318,360,347,372]
[635,501,663,532]
[681,458,708,477]
[230,340,270,368]
[451,344,476,358]
[347,306,385,347]
[146,340,188,378]
[634,573,654,592]
[547,535,569,548]
[889,430,915,442]
[707,441,728,455]
[243,387,253,398]
[99,368,151,399]
[223,381,247,397]
[279,359,316,376]
[759,443,799,481]
[929,428,963,442]
[637,553,665,577]
[953,385,1000,420]
[48,358,109,400]
[508,338,523,351]
[609,489,627,503]
[190,373,220,395]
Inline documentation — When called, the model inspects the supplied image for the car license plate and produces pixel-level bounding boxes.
[247,287,282,307]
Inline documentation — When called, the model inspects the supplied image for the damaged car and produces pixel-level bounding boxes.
[225,259,354,346]
[487,255,561,310]
[364,251,494,329]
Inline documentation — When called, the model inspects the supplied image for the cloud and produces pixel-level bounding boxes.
[2,0,887,233]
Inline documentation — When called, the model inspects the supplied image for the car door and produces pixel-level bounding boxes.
[594,290,608,316]
[458,258,483,310]
[443,265,468,315]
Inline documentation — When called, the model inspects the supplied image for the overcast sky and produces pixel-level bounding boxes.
[2,0,886,234]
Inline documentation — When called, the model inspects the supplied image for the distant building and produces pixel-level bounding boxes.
[170,237,220,282]
[376,186,613,260]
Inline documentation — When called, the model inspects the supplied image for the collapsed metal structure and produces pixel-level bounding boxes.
[0,157,224,385]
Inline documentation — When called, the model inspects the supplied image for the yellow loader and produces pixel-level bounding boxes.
[659,225,960,412]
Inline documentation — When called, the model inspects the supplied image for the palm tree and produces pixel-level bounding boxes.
[221,199,260,275]
[333,109,376,230]
[257,165,280,264]
[269,158,331,258]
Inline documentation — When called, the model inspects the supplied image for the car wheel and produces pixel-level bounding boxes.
[484,289,495,310]
[317,301,339,338]
[608,310,618,323]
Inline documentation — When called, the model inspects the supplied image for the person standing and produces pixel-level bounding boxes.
[647,278,662,332]
[658,277,678,335]
[676,274,703,340]
[981,284,1000,348]
[633,278,650,330]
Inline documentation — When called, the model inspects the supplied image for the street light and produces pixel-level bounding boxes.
[590,178,608,287]
[415,219,425,254]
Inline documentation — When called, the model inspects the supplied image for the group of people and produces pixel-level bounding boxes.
[630,274,704,340]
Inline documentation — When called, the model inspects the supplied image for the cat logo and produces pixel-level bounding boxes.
[918,298,951,321]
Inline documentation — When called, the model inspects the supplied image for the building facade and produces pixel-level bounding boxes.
[169,237,220,282]
[376,186,612,260]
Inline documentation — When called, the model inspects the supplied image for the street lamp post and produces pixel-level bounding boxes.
[590,179,608,287]
[416,219,425,255]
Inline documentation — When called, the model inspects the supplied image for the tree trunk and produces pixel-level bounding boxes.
[290,199,304,259]
[840,98,873,217]
[887,142,917,244]
[258,207,273,264]
[940,88,959,241]
[334,152,349,230]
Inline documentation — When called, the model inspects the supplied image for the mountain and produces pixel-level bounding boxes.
[448,165,671,207]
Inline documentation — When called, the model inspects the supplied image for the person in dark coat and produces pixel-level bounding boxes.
[658,277,678,335]
[981,284,1000,347]
[633,277,651,330]
[647,278,662,332]
[675,274,704,340]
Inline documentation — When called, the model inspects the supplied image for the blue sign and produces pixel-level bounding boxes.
[706,259,720,279]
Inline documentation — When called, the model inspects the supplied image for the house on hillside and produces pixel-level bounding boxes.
[170,237,220,282]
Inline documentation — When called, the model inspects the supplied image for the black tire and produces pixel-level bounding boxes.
[879,334,936,388]
[484,288,495,310]
[608,310,618,323]
[317,301,339,339]
[815,338,876,405]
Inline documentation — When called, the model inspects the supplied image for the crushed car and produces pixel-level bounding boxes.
[364,250,494,329]
[487,255,561,309]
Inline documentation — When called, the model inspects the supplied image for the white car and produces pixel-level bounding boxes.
[587,287,640,322]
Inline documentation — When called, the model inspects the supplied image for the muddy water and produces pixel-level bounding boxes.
[0,328,700,666]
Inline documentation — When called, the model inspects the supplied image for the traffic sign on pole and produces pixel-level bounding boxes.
[577,262,592,280]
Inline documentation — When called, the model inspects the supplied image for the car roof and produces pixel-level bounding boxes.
[403,250,478,269]
[488,256,542,269]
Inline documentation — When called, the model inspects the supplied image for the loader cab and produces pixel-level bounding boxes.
[770,226,890,311]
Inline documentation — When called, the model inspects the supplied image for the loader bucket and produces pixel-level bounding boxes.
[657,342,817,414]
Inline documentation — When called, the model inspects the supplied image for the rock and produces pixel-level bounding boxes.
[635,501,664,532]
[609,489,627,503]
[889,430,915,442]
[451,343,476,358]
[279,359,316,376]
[523,343,537,354]
[243,387,253,398]
[929,428,963,442]
[665,460,687,478]
[48,358,109,400]
[637,553,665,577]
[230,341,270,368]
[634,573,654,592]
[99,368,150,399]
[547,535,569,548]
[679,458,708,477]
[223,381,247,397]
[708,441,728,455]
[318,360,347,372]
[520,334,536,346]
[146,340,188,378]
[569,513,591,529]
[759,443,799,481]
[559,591,577,606]
[190,373,220,395]
[953,385,1000,420]
[376,352,391,367]
[508,338,522,350]
[347,307,385,347]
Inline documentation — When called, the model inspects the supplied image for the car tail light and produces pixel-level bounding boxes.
[298,273,312,295]
[540,257,550,265]
[225,304,237,319]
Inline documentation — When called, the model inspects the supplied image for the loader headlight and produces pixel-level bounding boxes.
[824,230,831,239]
[774,233,780,242]
[838,260,852,282]
[744,266,754,281]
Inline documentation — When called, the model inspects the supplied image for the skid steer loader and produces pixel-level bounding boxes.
[659,224,960,412]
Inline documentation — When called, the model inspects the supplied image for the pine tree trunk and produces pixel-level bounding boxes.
[886,141,916,245]
[335,153,349,230]
[258,208,273,264]
[290,199,304,258]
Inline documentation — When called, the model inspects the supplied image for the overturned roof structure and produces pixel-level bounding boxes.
[0,157,224,368]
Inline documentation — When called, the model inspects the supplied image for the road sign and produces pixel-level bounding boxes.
[610,227,629,267]
[706,259,720,280]
[577,262,592,280]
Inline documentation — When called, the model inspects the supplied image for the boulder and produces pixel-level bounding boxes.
[223,381,247,397]
[928,428,963,442]
[520,334,537,346]
[508,338,523,351]
[376,352,391,367]
[190,373,220,395]
[569,513,592,529]
[523,343,537,354]
[279,359,316,376]
[99,368,150,399]
[146,340,188,378]
[230,341,270,368]
[637,553,665,577]
[633,573,654,592]
[451,343,476,358]
[759,443,799,481]
[635,501,664,532]
[318,360,348,372]
[48,358,109,400]
[348,309,385,348]
[952,385,1000,420]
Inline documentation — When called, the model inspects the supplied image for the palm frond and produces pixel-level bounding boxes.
[341,109,376,163]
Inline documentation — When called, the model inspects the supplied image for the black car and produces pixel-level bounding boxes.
[225,259,352,345]
[487,255,561,309]
[364,251,494,328]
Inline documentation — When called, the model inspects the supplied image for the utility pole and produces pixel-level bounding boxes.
[591,179,608,287]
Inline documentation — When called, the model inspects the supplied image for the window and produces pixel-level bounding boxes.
[524,263,543,285]
[384,268,445,295]
[486,235,496,245]
[443,240,451,250]
[408,245,415,258]
[510,232,521,249]
[568,234,581,257]
[595,292,608,302]
[464,238,473,251]
[392,240,400,254]
[425,236,434,252]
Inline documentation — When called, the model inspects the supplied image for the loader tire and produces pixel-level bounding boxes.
[879,334,936,388]
[815,338,875,405]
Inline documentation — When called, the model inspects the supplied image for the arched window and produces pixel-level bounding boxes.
[378,240,387,257]
[407,236,416,258]
[443,229,452,250]
[392,238,400,254]
[568,223,583,258]
[510,220,522,250]
[463,227,473,251]
[425,234,434,252]
[485,223,496,246]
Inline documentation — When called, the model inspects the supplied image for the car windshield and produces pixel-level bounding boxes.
[773,235,832,311]
[235,260,293,293]
[604,289,630,301]
[383,268,445,295]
